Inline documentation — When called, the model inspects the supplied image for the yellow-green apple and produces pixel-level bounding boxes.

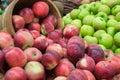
[84,36,98,44]
[114,32,120,47]
[71,19,82,29]
[82,15,95,26]
[78,9,90,20]
[24,47,42,62]
[32,1,49,18]
[107,27,116,37]
[115,12,120,21]
[41,51,60,70]
[108,15,115,20]
[83,70,96,80]
[46,43,63,58]
[79,4,91,11]
[76,54,95,72]
[54,58,75,77]
[5,47,27,67]
[80,25,95,37]
[106,19,117,27]
[99,44,107,50]
[33,36,49,53]
[0,32,14,49]
[90,2,101,14]
[94,61,116,80]
[111,5,120,15]
[98,5,110,15]
[106,56,120,74]
[24,61,45,80]
[4,67,27,80]
[30,30,41,39]
[19,8,34,24]
[47,29,62,43]
[54,76,67,80]
[63,24,79,39]
[70,9,80,19]
[62,14,72,26]
[86,44,105,63]
[12,15,25,31]
[27,22,41,32]
[92,17,106,30]
[115,48,120,55]
[96,12,108,21]
[114,22,120,31]
[93,30,106,39]
[14,29,34,49]
[99,33,113,49]
[67,69,88,80]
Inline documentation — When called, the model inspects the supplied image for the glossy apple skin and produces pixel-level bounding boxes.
[24,61,45,80]
[54,76,67,80]
[12,15,25,31]
[83,70,96,80]
[24,47,42,62]
[32,1,49,18]
[5,47,27,67]
[30,30,41,39]
[4,67,27,80]
[94,61,116,80]
[19,8,34,24]
[54,58,75,77]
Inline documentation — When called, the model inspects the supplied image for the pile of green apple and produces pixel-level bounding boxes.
[62,0,120,54]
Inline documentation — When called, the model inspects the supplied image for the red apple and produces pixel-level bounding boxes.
[0,32,14,49]
[54,58,75,77]
[63,48,67,58]
[94,61,116,80]
[5,47,27,67]
[14,29,34,49]
[104,50,114,59]
[41,51,60,70]
[43,14,58,27]
[19,8,34,24]
[24,47,42,62]
[24,61,45,80]
[83,70,96,80]
[41,21,54,35]
[63,25,79,39]
[46,43,63,58]
[33,36,49,53]
[32,1,49,18]
[67,69,88,80]
[76,54,95,72]
[4,67,27,80]
[86,44,105,63]
[47,29,62,42]
[46,38,54,45]
[106,56,120,74]
[54,76,67,80]
[30,30,41,39]
[12,15,25,31]
[27,22,41,32]
[58,37,68,48]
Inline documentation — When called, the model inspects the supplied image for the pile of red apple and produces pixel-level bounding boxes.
[1,0,120,80]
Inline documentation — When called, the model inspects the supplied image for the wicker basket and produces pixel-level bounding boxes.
[0,0,62,36]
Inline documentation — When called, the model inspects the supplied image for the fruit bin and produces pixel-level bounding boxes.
[0,0,62,36]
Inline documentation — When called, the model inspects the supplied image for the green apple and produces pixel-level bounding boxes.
[96,12,108,21]
[106,19,117,27]
[93,30,106,39]
[114,32,120,47]
[114,22,120,31]
[78,9,90,20]
[99,33,113,49]
[111,5,120,15]
[84,36,98,44]
[82,15,95,26]
[108,15,115,20]
[62,14,72,25]
[71,19,82,29]
[107,27,116,37]
[101,0,119,8]
[115,48,120,55]
[111,44,117,52]
[70,9,80,19]
[90,1,102,14]
[99,44,107,50]
[80,25,95,37]
[92,17,106,30]
[78,4,91,11]
[115,12,120,21]
[98,5,110,15]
